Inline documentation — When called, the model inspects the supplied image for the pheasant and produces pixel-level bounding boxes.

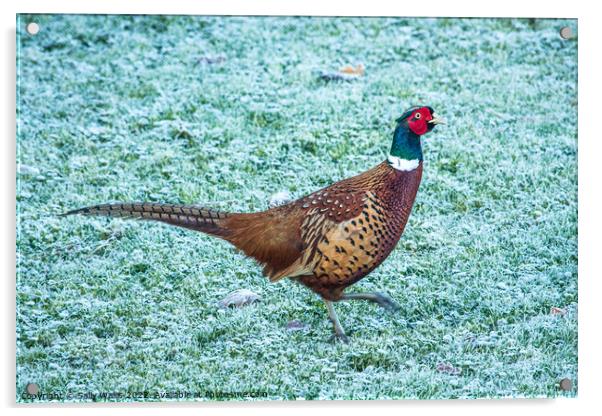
[65,106,444,341]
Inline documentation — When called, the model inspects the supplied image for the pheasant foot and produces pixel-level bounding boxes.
[340,291,401,312]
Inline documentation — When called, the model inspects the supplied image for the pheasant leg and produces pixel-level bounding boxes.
[324,300,349,343]
[340,291,401,312]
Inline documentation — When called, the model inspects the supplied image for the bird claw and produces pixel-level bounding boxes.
[373,292,402,312]
[329,333,350,344]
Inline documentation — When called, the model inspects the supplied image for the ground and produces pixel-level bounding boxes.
[16,15,578,401]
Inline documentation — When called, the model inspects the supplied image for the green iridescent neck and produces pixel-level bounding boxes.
[389,124,423,161]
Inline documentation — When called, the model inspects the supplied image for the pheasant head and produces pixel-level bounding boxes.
[388,106,444,170]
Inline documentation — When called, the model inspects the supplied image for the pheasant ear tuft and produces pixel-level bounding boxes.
[396,106,421,123]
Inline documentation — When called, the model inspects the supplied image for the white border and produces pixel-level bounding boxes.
[2,1,600,415]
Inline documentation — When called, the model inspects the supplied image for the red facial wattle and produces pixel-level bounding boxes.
[407,107,433,136]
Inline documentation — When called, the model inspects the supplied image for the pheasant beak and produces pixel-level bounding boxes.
[428,113,446,125]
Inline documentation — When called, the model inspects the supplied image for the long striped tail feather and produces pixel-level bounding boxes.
[63,202,232,236]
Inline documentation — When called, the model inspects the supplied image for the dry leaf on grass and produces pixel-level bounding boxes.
[268,191,292,208]
[550,306,567,316]
[339,63,365,75]
[318,63,365,82]
[218,289,261,309]
[197,55,226,65]
[286,320,309,331]
[436,362,462,375]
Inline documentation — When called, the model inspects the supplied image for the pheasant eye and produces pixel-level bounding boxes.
[414,113,421,119]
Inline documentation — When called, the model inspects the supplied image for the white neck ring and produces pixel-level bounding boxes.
[387,155,420,171]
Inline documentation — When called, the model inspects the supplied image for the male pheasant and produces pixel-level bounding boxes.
[65,106,444,341]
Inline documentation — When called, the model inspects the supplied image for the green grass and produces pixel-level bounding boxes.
[16,15,577,401]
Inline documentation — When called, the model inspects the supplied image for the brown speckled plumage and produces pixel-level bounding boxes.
[272,161,423,300]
